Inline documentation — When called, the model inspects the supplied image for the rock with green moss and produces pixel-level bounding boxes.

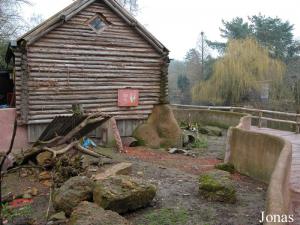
[68,201,131,225]
[215,163,235,174]
[53,176,94,216]
[93,175,156,213]
[199,126,222,136]
[199,170,236,203]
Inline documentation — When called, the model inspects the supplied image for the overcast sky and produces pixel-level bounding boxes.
[22,0,300,60]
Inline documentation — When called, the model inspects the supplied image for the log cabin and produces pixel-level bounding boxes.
[5,0,169,143]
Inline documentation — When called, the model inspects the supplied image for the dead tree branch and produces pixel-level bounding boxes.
[0,118,17,225]
[43,141,79,158]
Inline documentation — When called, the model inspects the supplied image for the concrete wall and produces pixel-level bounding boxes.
[228,128,287,183]
[171,107,246,128]
[226,115,292,224]
[0,108,28,153]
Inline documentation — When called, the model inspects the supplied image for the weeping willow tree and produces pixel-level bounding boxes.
[192,38,286,105]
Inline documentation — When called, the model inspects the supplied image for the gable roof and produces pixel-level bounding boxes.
[18,0,169,55]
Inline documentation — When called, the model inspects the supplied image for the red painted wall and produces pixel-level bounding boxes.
[0,108,28,153]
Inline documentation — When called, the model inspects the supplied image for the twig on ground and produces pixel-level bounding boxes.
[46,172,54,220]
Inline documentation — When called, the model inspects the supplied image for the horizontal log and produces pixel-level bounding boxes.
[27,114,149,125]
[43,33,151,46]
[28,52,160,63]
[26,93,160,100]
[27,47,160,58]
[27,65,161,72]
[55,25,139,36]
[27,67,161,74]
[47,27,146,41]
[18,81,160,87]
[67,18,125,27]
[25,68,161,75]
[23,77,161,83]
[27,67,161,75]
[63,24,135,36]
[31,42,156,54]
[28,110,153,120]
[35,37,151,48]
[28,108,152,120]
[26,105,154,115]
[27,99,158,105]
[21,102,155,110]
[27,61,161,68]
[16,89,161,96]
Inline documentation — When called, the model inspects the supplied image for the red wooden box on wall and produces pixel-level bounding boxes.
[118,89,139,107]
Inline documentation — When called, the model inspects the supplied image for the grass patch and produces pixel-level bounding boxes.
[2,203,33,221]
[191,135,208,148]
[215,163,235,173]
[139,208,189,225]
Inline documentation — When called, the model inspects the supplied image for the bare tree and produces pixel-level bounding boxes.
[0,0,30,39]
[24,13,44,31]
[196,32,210,63]
[117,0,138,15]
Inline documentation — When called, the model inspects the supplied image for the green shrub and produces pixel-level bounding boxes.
[192,136,208,148]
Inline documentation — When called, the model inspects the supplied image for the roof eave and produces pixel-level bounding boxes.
[16,0,169,55]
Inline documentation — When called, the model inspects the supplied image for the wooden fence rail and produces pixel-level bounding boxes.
[171,104,300,133]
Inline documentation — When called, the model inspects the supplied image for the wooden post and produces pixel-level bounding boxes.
[188,113,192,129]
[296,115,300,134]
[258,111,263,128]
[110,117,124,153]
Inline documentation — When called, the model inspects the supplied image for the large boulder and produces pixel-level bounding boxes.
[68,201,131,225]
[199,170,236,203]
[133,104,182,148]
[53,176,94,215]
[93,175,156,213]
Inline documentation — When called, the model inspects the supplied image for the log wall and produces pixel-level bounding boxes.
[15,0,168,131]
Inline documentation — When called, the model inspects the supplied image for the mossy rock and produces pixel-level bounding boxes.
[199,170,236,203]
[199,126,222,136]
[215,163,235,174]
[93,175,156,213]
[53,176,94,216]
[69,201,131,225]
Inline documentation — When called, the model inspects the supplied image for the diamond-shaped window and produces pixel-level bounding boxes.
[88,15,107,33]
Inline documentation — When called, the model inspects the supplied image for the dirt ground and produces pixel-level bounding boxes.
[2,131,267,225]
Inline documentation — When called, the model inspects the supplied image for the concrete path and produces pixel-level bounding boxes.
[251,126,300,224]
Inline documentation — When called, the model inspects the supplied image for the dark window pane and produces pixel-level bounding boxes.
[90,16,106,31]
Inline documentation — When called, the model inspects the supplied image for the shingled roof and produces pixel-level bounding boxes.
[18,0,169,55]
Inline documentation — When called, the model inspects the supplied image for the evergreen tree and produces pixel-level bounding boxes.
[207,15,300,61]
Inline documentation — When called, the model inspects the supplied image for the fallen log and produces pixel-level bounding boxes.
[11,111,114,166]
